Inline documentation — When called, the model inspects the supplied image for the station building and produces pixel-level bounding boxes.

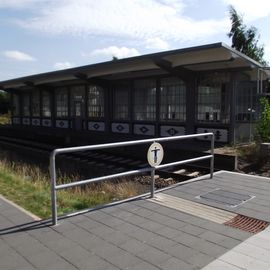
[1,42,269,145]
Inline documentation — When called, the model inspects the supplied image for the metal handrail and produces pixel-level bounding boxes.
[50,133,214,225]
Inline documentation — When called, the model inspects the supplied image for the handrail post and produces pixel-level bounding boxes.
[210,133,215,178]
[150,168,155,198]
[50,152,58,225]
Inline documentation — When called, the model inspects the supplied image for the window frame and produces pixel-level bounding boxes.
[55,87,69,118]
[196,73,230,124]
[133,79,156,121]
[113,85,130,121]
[87,85,105,119]
[159,77,186,122]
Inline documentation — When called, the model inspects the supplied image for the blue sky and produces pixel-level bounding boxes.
[1,0,270,81]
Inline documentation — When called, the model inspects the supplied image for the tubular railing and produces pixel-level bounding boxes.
[50,133,214,225]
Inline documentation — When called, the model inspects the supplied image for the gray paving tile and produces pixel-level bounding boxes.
[89,223,116,237]
[199,231,228,244]
[138,220,165,231]
[167,243,197,261]
[102,230,131,245]
[137,246,172,266]
[0,249,32,270]
[129,228,157,242]
[119,238,149,255]
[27,250,69,270]
[193,239,228,257]
[114,222,140,234]
[124,261,160,270]
[71,255,119,270]
[105,251,144,269]
[186,252,215,268]
[13,239,50,257]
[218,237,241,249]
[146,235,176,251]
[173,232,201,248]
[159,257,194,270]
[58,245,94,263]
[91,242,123,258]
[156,226,182,239]
[180,224,207,236]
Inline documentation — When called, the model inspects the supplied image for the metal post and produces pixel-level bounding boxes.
[50,152,57,225]
[210,134,215,178]
[150,168,155,198]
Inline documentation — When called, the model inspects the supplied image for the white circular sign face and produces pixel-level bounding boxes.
[147,142,164,167]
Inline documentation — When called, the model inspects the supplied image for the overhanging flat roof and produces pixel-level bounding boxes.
[1,42,269,90]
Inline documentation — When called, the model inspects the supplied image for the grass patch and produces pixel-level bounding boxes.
[0,159,144,219]
[0,113,11,125]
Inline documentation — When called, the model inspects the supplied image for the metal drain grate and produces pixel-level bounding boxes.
[197,188,254,208]
[224,214,269,234]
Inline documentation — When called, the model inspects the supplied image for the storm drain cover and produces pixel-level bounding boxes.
[197,188,255,208]
[224,214,269,234]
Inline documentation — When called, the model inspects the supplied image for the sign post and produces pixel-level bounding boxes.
[147,142,164,198]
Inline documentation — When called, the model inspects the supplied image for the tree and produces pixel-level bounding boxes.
[228,5,267,65]
[0,91,10,114]
[256,97,270,142]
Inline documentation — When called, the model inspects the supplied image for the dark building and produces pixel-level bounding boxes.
[1,42,269,145]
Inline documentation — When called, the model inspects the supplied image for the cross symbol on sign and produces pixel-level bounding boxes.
[151,147,160,163]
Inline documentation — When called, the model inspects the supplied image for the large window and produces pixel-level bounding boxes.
[42,91,51,117]
[133,79,156,121]
[12,94,20,116]
[113,86,129,120]
[32,91,40,117]
[56,88,68,118]
[22,93,30,117]
[70,85,85,117]
[235,82,259,122]
[160,77,186,121]
[197,73,230,123]
[88,85,104,118]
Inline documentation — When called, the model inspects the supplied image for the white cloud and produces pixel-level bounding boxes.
[89,46,140,59]
[145,37,170,50]
[54,61,74,70]
[264,44,270,62]
[0,0,40,8]
[224,0,270,21]
[2,50,36,61]
[14,0,228,43]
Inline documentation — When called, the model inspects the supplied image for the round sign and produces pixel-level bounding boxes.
[147,142,164,167]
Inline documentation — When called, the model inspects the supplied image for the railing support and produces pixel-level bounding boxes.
[150,168,155,198]
[50,152,57,226]
[210,135,215,178]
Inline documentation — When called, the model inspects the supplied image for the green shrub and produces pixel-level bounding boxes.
[256,97,270,142]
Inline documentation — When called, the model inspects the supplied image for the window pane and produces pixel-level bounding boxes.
[133,79,156,121]
[235,82,259,122]
[32,91,40,117]
[22,93,30,117]
[88,85,104,118]
[13,94,20,116]
[197,73,229,123]
[113,86,129,120]
[56,88,68,117]
[70,85,85,117]
[42,91,51,117]
[160,77,186,121]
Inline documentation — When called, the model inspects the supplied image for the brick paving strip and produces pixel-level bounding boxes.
[1,171,270,270]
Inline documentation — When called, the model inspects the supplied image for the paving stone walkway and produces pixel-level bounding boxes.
[1,171,270,269]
